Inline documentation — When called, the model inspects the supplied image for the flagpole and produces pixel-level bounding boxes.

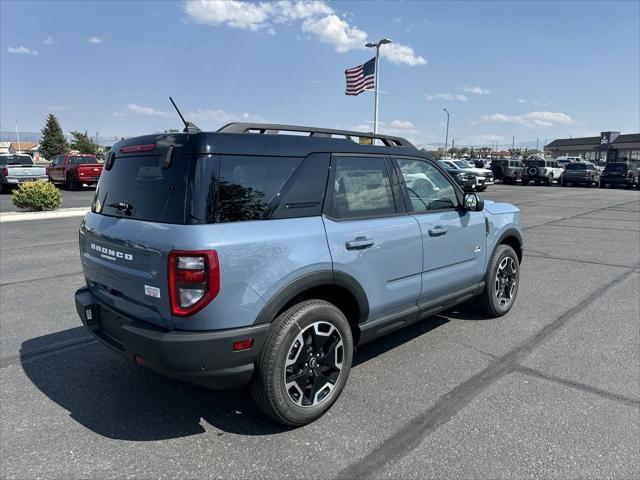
[365,38,391,137]
[373,45,380,135]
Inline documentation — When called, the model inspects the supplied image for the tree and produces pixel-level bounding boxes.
[70,131,100,155]
[39,114,68,161]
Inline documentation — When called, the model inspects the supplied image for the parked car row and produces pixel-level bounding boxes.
[438,159,495,192]
[0,152,104,194]
[490,158,639,189]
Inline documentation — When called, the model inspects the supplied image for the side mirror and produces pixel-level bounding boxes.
[464,193,484,211]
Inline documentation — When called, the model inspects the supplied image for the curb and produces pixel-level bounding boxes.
[0,207,89,223]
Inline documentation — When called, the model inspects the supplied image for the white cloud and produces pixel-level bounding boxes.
[517,98,527,103]
[43,36,54,45]
[462,86,490,95]
[425,93,468,102]
[380,43,426,66]
[392,17,402,23]
[389,119,414,129]
[127,104,167,116]
[302,14,367,53]
[88,36,103,44]
[7,46,38,55]
[186,108,264,126]
[183,0,425,65]
[482,111,573,127]
[112,111,126,117]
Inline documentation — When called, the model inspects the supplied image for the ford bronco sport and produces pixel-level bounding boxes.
[75,122,522,426]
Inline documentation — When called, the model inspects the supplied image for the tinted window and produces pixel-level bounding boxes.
[92,154,189,224]
[604,163,628,173]
[525,160,545,167]
[217,155,302,223]
[68,156,98,165]
[0,155,34,166]
[566,163,587,170]
[330,156,395,219]
[396,159,457,212]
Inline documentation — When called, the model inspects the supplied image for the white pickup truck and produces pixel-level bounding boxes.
[0,154,48,193]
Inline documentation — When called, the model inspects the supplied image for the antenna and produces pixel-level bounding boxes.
[169,97,201,133]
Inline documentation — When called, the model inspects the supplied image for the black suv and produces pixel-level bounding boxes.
[491,158,523,184]
[600,162,639,189]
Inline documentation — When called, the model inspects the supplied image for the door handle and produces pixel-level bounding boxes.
[428,226,448,237]
[346,236,375,250]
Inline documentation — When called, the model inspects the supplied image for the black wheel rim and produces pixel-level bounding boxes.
[495,256,517,307]
[284,321,344,407]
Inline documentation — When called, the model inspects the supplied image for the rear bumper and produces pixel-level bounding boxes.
[601,177,633,185]
[75,287,269,389]
[3,176,48,184]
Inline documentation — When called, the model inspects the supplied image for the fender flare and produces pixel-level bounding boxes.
[493,227,523,262]
[253,270,369,325]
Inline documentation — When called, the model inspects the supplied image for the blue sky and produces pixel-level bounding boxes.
[2,0,639,149]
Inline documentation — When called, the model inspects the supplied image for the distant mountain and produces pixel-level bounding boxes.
[0,131,117,146]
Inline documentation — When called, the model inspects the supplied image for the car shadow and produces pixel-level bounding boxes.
[21,315,451,441]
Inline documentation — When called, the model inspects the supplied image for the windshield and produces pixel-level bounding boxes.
[68,156,99,165]
[604,163,627,173]
[453,161,472,168]
[525,160,545,167]
[566,163,587,170]
[0,155,34,166]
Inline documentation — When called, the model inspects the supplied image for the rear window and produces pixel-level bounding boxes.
[92,155,189,224]
[525,160,545,167]
[604,163,628,173]
[0,155,34,166]
[69,156,98,165]
[566,163,587,170]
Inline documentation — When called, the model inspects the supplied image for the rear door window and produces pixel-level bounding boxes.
[329,156,396,219]
[68,156,98,165]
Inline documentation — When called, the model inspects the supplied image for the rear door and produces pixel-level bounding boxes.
[393,157,486,302]
[322,155,423,321]
[81,151,191,329]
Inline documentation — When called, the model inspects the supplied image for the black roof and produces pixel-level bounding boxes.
[112,123,422,158]
[546,133,640,148]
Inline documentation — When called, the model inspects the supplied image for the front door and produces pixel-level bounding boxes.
[393,157,487,302]
[322,155,423,321]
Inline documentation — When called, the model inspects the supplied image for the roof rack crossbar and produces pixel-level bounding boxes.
[216,123,414,148]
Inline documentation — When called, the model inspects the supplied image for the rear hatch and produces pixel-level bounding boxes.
[564,163,589,179]
[70,156,103,180]
[80,138,191,329]
[603,163,629,180]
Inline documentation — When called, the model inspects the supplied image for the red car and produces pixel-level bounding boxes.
[47,153,103,190]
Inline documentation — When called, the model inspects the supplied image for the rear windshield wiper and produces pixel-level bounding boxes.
[106,202,134,214]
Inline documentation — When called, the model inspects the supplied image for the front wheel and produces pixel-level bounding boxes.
[64,176,77,190]
[251,300,353,426]
[477,245,520,317]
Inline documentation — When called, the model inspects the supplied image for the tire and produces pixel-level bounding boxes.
[560,177,566,187]
[0,183,9,194]
[521,179,529,186]
[65,175,77,191]
[599,180,606,189]
[503,177,514,185]
[546,176,553,186]
[250,299,354,426]
[476,186,487,192]
[477,244,520,318]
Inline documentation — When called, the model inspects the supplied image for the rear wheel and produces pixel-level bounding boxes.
[599,180,606,188]
[65,175,77,191]
[521,179,529,186]
[251,300,353,426]
[477,245,519,317]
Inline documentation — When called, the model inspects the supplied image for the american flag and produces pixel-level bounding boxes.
[345,57,376,96]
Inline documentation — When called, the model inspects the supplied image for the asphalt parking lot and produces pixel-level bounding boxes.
[0,187,95,213]
[1,184,639,479]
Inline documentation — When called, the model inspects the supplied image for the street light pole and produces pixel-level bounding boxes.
[15,121,21,152]
[365,38,391,135]
[443,108,450,158]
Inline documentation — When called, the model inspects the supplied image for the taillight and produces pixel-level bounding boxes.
[1,168,7,177]
[168,250,220,317]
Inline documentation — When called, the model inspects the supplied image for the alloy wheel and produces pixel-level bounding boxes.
[284,321,344,407]
[495,256,517,306]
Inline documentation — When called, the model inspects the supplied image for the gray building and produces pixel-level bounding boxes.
[545,131,640,163]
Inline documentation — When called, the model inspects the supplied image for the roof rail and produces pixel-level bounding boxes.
[216,122,415,148]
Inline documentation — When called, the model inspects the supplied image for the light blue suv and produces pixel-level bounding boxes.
[75,123,522,426]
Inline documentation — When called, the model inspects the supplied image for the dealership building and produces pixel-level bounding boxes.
[544,131,640,163]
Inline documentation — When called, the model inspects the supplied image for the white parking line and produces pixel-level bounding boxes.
[0,207,89,223]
